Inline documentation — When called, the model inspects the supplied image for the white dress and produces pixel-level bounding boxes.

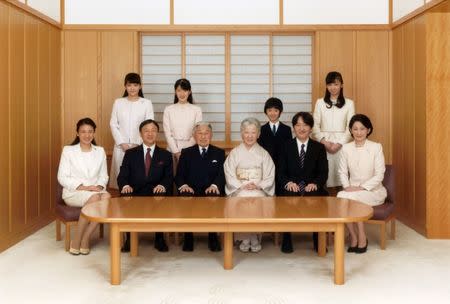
[337,140,387,206]
[163,103,202,154]
[312,98,355,187]
[57,144,109,207]
[109,97,154,188]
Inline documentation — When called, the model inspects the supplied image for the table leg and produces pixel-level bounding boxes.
[130,232,139,257]
[223,232,233,270]
[334,223,345,285]
[318,232,327,257]
[110,224,121,285]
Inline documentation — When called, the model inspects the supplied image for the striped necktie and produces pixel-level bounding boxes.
[299,144,305,168]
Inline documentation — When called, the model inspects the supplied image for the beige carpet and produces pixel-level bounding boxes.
[0,221,449,304]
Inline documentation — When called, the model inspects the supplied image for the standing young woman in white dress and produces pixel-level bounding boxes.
[57,118,111,255]
[337,114,387,254]
[109,73,154,189]
[312,71,355,190]
[163,78,202,166]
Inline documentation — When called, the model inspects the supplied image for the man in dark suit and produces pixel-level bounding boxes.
[257,97,292,194]
[117,119,173,252]
[277,112,329,253]
[175,121,225,252]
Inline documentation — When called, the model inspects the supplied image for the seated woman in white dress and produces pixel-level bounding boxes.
[224,117,275,253]
[57,118,111,255]
[337,114,387,254]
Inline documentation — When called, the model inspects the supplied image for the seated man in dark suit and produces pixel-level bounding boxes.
[117,119,173,252]
[175,121,225,252]
[258,97,292,194]
[277,112,329,253]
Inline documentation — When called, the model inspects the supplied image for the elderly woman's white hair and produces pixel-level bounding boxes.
[240,117,261,133]
[192,121,213,133]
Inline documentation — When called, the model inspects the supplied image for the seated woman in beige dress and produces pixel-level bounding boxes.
[337,114,387,254]
[57,118,111,255]
[224,117,275,253]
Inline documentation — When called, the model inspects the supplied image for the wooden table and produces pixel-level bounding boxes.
[81,196,373,285]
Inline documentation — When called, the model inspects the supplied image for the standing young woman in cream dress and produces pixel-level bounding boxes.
[163,78,202,166]
[109,73,154,189]
[337,114,387,254]
[312,71,355,190]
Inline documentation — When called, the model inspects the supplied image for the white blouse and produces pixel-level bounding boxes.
[110,97,154,147]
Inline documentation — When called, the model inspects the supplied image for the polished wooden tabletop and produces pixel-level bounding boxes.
[81,196,373,223]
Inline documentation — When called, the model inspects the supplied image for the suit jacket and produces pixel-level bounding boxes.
[175,144,226,195]
[117,145,173,195]
[277,138,328,192]
[258,122,292,165]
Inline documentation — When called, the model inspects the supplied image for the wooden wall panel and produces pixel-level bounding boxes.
[9,8,26,232]
[414,15,427,231]
[100,31,137,153]
[356,31,391,164]
[0,1,10,234]
[63,31,98,145]
[38,22,51,215]
[25,15,40,222]
[314,31,355,103]
[0,2,61,252]
[49,25,61,211]
[426,10,450,238]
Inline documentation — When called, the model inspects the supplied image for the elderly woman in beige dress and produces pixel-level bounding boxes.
[337,114,387,254]
[224,117,275,253]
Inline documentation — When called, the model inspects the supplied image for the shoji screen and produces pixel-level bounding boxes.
[185,35,226,141]
[272,35,312,125]
[230,35,270,141]
[141,35,182,140]
[141,34,312,144]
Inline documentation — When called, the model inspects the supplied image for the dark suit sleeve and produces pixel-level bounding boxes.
[276,143,290,189]
[212,149,226,193]
[117,150,131,191]
[311,143,328,187]
[174,149,188,188]
[161,153,173,195]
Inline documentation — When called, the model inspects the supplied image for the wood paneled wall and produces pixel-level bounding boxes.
[392,1,450,238]
[314,30,391,164]
[62,29,392,163]
[0,1,61,252]
[62,31,139,151]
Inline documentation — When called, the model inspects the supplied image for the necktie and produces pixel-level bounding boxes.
[299,144,305,169]
[299,181,306,195]
[201,147,207,159]
[145,148,151,176]
[272,124,276,135]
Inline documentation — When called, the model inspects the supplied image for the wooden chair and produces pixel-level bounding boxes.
[366,165,396,249]
[55,185,104,251]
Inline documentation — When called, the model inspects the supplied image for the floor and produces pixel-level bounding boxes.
[0,221,449,304]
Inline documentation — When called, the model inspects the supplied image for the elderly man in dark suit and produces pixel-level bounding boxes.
[277,112,329,253]
[117,119,173,253]
[175,121,225,252]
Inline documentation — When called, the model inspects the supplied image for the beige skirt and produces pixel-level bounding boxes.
[63,189,109,208]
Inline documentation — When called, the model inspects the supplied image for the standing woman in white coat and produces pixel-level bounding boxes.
[57,118,111,255]
[109,73,154,189]
[163,78,202,167]
[312,71,355,191]
[337,114,387,254]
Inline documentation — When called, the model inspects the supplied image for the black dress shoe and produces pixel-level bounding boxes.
[208,233,222,252]
[154,233,169,252]
[347,244,358,253]
[182,232,194,252]
[355,240,368,254]
[121,232,130,252]
[281,232,293,253]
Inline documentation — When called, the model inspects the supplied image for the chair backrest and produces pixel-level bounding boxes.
[383,165,395,204]
[56,183,65,206]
